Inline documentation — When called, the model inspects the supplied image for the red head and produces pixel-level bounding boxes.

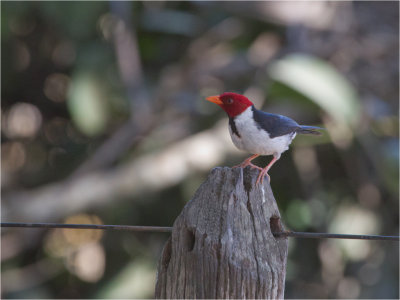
[206,92,253,118]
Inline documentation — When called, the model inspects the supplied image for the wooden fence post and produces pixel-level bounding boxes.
[155,167,288,299]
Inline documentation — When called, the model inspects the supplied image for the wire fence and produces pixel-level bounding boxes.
[2,222,399,241]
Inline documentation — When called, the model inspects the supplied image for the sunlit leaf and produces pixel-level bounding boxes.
[268,54,361,127]
[67,72,109,136]
[329,204,381,261]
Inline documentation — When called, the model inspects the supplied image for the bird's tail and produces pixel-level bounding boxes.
[297,125,324,135]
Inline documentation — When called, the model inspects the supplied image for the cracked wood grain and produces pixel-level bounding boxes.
[155,167,288,299]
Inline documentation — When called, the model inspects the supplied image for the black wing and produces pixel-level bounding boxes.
[252,106,300,138]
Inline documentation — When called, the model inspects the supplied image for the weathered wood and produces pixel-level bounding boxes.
[155,167,288,299]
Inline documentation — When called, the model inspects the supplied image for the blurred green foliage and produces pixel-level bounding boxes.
[1,1,398,299]
[269,53,361,127]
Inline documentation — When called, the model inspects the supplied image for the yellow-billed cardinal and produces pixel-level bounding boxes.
[206,92,323,184]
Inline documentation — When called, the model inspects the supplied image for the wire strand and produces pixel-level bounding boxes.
[1,222,172,232]
[274,231,399,241]
[2,222,399,241]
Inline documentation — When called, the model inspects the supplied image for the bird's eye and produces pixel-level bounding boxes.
[226,98,233,104]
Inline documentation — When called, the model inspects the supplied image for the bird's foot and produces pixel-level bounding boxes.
[256,169,270,185]
[233,162,262,171]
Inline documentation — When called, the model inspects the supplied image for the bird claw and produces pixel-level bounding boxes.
[233,154,276,184]
[233,162,262,171]
[256,170,270,185]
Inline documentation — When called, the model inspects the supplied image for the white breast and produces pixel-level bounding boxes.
[229,107,296,156]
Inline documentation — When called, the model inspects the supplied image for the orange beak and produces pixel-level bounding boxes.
[206,95,223,105]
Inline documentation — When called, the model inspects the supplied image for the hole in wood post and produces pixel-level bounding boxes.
[270,216,284,238]
[185,228,195,252]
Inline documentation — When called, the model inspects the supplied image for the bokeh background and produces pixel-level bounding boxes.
[1,1,399,299]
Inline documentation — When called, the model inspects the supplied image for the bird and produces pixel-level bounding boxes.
[206,92,323,184]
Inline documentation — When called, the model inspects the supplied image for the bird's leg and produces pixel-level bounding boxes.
[256,154,280,184]
[233,154,262,171]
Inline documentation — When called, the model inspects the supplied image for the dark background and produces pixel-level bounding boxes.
[1,1,399,298]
